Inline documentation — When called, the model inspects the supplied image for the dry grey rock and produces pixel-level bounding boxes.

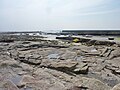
[77,77,111,90]
[19,63,33,72]
[59,51,77,60]
[110,48,120,59]
[73,63,89,74]
[0,34,120,90]
[112,83,120,90]
[19,75,65,90]
[45,61,78,75]
[17,54,42,65]
[0,80,19,90]
[0,59,20,68]
[40,60,89,75]
[100,47,114,57]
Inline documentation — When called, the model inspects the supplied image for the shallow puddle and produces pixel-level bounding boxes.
[91,49,97,52]
[75,56,83,61]
[75,56,86,61]
[10,75,22,85]
[47,54,59,59]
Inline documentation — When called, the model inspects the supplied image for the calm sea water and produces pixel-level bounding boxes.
[13,33,120,42]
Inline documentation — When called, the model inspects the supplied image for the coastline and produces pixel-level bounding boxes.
[0,33,120,90]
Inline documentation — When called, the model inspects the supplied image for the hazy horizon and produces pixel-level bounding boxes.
[0,0,120,32]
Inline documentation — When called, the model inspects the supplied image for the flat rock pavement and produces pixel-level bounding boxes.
[0,34,120,90]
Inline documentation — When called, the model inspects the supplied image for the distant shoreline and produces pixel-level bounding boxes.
[0,30,120,36]
[62,30,120,35]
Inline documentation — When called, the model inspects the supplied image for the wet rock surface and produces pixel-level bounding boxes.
[0,34,120,90]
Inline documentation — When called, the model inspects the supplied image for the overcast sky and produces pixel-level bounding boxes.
[0,0,120,32]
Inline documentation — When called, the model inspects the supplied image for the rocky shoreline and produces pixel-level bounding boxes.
[0,34,120,90]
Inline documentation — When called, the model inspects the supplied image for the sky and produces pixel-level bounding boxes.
[0,0,120,32]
